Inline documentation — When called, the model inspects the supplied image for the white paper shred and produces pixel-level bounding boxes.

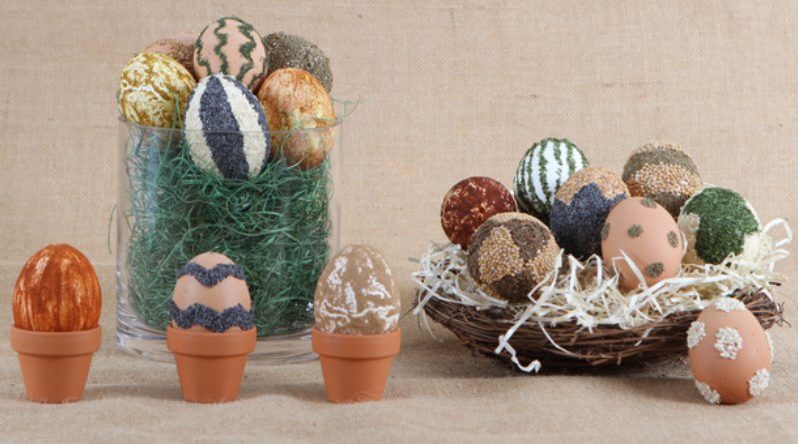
[411,219,791,372]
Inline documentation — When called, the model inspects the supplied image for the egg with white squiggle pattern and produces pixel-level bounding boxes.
[313,245,400,335]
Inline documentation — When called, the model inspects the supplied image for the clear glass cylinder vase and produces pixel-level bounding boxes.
[115,106,348,363]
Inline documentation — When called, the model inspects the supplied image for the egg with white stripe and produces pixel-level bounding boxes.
[514,138,589,223]
[184,74,271,179]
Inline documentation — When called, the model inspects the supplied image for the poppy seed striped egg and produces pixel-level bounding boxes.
[193,16,267,90]
[514,138,589,223]
[184,74,271,180]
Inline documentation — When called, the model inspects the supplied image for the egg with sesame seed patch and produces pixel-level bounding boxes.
[688,297,772,405]
[601,197,684,290]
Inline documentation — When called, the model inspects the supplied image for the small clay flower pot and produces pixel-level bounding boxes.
[166,326,256,403]
[312,328,401,403]
[10,326,102,403]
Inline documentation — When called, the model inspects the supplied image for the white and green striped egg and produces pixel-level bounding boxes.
[513,138,589,221]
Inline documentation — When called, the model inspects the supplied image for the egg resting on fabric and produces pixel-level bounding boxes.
[622,142,702,217]
[184,74,271,180]
[601,197,683,290]
[171,252,254,333]
[467,212,559,303]
[440,176,517,250]
[678,187,760,265]
[549,167,629,260]
[687,298,772,404]
[193,16,267,90]
[143,33,198,79]
[118,52,197,128]
[513,137,589,223]
[264,32,333,92]
[13,244,101,332]
[314,245,400,335]
[257,67,337,170]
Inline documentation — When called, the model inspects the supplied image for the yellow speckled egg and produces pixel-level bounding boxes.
[687,298,773,405]
[119,52,196,128]
[171,252,254,333]
[257,67,337,170]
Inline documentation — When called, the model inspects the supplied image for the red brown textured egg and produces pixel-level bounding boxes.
[687,298,772,405]
[440,177,517,249]
[601,197,683,290]
[143,33,197,79]
[13,244,101,332]
[172,252,251,333]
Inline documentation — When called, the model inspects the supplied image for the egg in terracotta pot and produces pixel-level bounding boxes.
[171,252,255,333]
[687,298,773,405]
[257,67,337,170]
[314,245,400,335]
[601,197,684,290]
[13,244,101,332]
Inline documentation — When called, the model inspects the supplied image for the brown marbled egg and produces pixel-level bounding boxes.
[193,17,267,90]
[440,177,517,249]
[314,245,400,335]
[257,67,336,169]
[143,32,197,79]
[467,212,559,303]
[171,252,253,333]
[601,197,683,290]
[13,244,101,332]
[687,298,772,405]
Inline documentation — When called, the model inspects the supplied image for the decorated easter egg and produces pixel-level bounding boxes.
[13,244,101,332]
[314,245,400,335]
[118,52,197,128]
[467,212,559,303]
[171,252,254,333]
[622,143,702,217]
[257,68,337,169]
[678,187,760,265]
[193,16,267,90]
[550,167,629,260]
[440,177,517,250]
[143,33,198,79]
[688,298,772,404]
[184,74,271,179]
[601,197,683,290]
[264,32,333,92]
[513,137,589,223]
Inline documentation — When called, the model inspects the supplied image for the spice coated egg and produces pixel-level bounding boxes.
[143,33,198,79]
[440,176,517,250]
[687,298,772,405]
[467,212,559,303]
[314,245,400,335]
[13,244,101,332]
[601,197,684,290]
[257,67,337,170]
[171,252,254,333]
[264,32,333,92]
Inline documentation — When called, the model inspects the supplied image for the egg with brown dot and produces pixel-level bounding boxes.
[601,197,684,290]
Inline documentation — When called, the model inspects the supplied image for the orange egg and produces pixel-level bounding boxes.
[171,252,252,333]
[256,67,337,169]
[13,244,101,332]
[601,197,683,290]
[688,298,772,404]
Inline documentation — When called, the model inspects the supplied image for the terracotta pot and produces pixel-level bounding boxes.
[312,328,401,403]
[166,326,256,403]
[10,326,101,403]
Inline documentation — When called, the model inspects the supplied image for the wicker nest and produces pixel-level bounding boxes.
[418,286,785,369]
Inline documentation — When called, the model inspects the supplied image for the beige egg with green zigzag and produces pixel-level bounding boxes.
[118,52,196,128]
[193,16,267,90]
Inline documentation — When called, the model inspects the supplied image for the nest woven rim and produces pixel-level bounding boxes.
[411,219,792,372]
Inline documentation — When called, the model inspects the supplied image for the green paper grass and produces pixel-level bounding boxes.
[122,125,331,336]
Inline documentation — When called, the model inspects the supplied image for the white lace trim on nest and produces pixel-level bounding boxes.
[411,219,791,373]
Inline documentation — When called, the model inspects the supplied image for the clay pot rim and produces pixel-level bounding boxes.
[312,328,401,360]
[166,325,256,358]
[10,326,101,357]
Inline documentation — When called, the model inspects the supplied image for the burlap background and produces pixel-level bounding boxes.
[0,0,796,442]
